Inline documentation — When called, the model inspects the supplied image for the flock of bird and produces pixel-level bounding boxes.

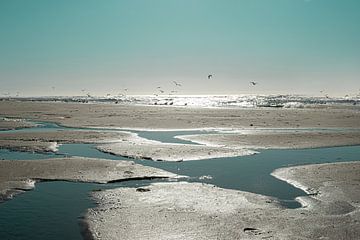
[2,75,360,103]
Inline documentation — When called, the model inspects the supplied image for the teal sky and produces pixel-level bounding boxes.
[1,0,359,96]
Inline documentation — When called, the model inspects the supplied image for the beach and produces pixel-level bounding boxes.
[0,100,359,130]
[0,100,360,240]
[84,162,360,240]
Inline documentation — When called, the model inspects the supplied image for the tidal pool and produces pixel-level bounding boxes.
[1,123,360,240]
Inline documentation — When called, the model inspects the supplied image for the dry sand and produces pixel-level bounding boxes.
[0,130,131,143]
[0,130,257,161]
[177,131,360,149]
[97,138,256,161]
[0,130,132,153]
[0,101,359,129]
[0,157,178,203]
[84,162,360,240]
[1,100,359,160]
[1,100,360,239]
[0,139,59,153]
[272,161,360,212]
[0,117,36,130]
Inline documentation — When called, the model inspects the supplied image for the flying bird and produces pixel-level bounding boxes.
[173,81,182,87]
[208,74,213,79]
[159,90,164,93]
[250,81,258,86]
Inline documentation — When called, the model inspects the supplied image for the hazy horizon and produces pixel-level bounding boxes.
[1,0,359,97]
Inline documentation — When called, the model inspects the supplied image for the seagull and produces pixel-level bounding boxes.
[250,81,258,86]
[173,81,182,87]
[208,74,213,79]
[157,86,162,89]
[159,90,164,93]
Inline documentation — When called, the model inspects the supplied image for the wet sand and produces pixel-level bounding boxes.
[0,157,178,203]
[84,162,360,240]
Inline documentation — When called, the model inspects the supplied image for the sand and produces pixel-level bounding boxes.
[0,139,59,153]
[0,101,359,129]
[84,162,360,240]
[177,131,360,149]
[0,130,132,153]
[1,100,360,239]
[0,157,178,203]
[97,138,256,161]
[272,161,360,212]
[0,130,256,160]
[0,117,36,130]
[1,100,359,159]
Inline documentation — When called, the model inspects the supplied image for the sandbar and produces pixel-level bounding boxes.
[0,157,178,203]
[0,101,359,129]
[83,162,360,240]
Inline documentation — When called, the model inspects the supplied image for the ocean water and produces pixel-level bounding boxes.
[1,124,360,239]
[5,94,360,108]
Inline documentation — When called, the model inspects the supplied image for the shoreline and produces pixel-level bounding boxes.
[1,101,359,130]
[1,100,360,239]
[83,161,360,239]
[0,157,179,203]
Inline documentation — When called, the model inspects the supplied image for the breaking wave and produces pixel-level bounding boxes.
[4,94,359,109]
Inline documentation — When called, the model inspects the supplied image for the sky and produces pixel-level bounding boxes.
[0,0,359,97]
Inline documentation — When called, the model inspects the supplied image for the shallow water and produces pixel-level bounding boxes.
[1,123,360,239]
[58,143,360,208]
[0,181,96,240]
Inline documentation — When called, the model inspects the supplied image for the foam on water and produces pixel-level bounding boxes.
[6,94,359,108]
